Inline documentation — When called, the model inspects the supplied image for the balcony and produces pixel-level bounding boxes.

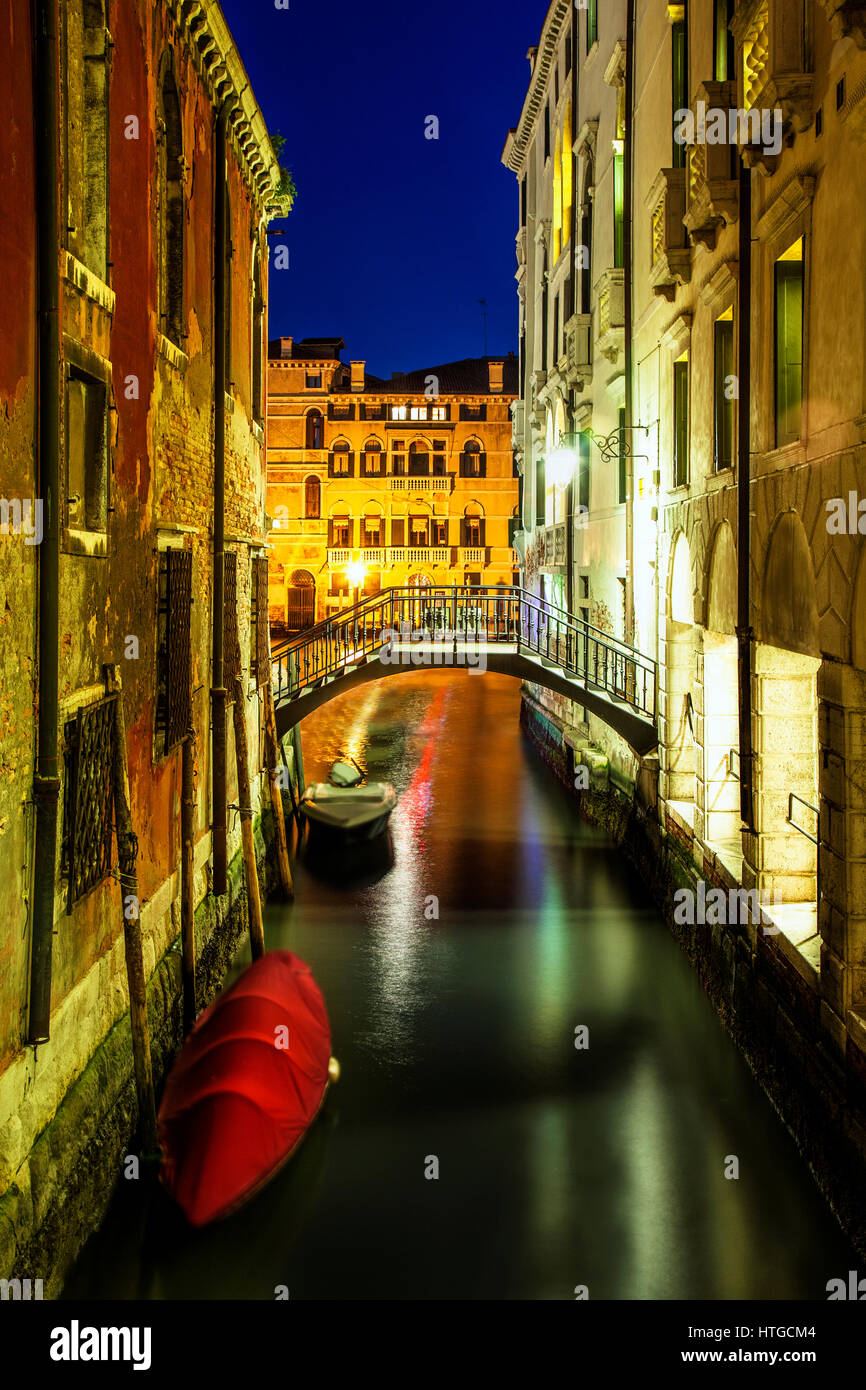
[732,0,814,160]
[540,524,567,570]
[460,547,488,565]
[682,82,740,250]
[511,400,525,451]
[359,547,385,565]
[647,169,692,301]
[388,474,454,492]
[327,548,352,567]
[820,0,866,48]
[564,313,593,386]
[595,270,626,363]
[387,547,452,564]
[515,227,527,269]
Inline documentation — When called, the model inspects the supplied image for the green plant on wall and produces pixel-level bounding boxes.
[270,132,297,203]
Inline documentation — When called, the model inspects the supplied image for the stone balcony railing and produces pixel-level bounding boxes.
[327,548,352,566]
[596,268,626,362]
[683,81,739,250]
[564,312,593,385]
[732,0,814,158]
[460,547,488,565]
[388,547,452,564]
[516,226,527,269]
[540,523,566,569]
[511,399,525,450]
[388,475,453,492]
[647,168,692,301]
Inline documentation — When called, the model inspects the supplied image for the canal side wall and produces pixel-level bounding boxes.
[521,690,866,1259]
[0,808,281,1300]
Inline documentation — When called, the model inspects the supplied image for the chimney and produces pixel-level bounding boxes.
[488,359,504,394]
[280,336,293,359]
[350,360,365,392]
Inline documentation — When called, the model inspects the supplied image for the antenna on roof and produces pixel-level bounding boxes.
[478,299,488,357]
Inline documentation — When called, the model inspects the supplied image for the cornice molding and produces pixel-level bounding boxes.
[503,0,572,174]
[167,0,290,219]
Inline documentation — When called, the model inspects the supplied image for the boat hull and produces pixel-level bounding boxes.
[158,951,334,1227]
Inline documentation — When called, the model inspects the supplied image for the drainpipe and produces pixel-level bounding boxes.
[211,99,231,896]
[28,0,61,1043]
[623,0,636,643]
[566,0,578,616]
[736,160,755,829]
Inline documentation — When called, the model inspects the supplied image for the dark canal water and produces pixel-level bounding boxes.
[65,671,855,1300]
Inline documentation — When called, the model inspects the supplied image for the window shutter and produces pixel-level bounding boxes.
[674,360,689,487]
[460,518,468,547]
[255,555,270,686]
[392,518,405,547]
[713,320,735,471]
[775,261,804,446]
[478,452,487,477]
[223,551,239,696]
[348,451,355,476]
[327,519,334,547]
[459,452,467,477]
[479,519,486,546]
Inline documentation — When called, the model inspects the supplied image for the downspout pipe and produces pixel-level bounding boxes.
[736,160,754,829]
[28,0,61,1043]
[566,0,578,616]
[624,0,636,643]
[211,99,231,896]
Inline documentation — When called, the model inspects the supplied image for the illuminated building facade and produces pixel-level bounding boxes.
[265,339,520,631]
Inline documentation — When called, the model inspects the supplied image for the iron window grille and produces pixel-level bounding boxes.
[224,550,240,697]
[156,547,192,754]
[62,695,117,914]
[251,554,270,687]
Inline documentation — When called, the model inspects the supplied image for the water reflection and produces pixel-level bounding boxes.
[64,669,857,1301]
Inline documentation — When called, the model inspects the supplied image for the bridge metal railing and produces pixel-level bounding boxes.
[271,585,658,721]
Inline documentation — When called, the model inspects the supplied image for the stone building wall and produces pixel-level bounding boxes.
[0,0,289,1291]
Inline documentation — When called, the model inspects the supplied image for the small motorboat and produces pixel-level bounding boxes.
[300,780,397,840]
[158,950,339,1227]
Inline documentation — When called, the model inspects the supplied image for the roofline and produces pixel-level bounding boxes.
[502,0,571,176]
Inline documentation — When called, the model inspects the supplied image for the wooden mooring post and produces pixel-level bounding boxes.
[263,682,293,898]
[180,731,197,1034]
[106,666,159,1155]
[230,637,265,960]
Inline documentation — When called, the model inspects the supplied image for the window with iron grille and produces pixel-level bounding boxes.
[224,549,240,696]
[155,547,193,754]
[250,554,270,686]
[62,695,116,913]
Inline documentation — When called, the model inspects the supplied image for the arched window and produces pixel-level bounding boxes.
[304,475,320,519]
[158,58,185,345]
[306,410,324,450]
[251,249,264,425]
[409,440,430,477]
[362,508,384,548]
[362,439,383,476]
[460,439,486,478]
[287,569,315,632]
[329,440,353,478]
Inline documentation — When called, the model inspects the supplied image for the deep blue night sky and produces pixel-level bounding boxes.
[219,0,552,379]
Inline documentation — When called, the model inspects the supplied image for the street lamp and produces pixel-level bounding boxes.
[346,559,365,647]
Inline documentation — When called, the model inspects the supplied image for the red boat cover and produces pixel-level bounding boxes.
[159,950,332,1227]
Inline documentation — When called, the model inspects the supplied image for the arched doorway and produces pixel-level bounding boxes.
[286,569,315,632]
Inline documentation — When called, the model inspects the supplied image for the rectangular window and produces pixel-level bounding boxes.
[673,355,690,487]
[305,373,322,389]
[433,519,448,547]
[332,518,350,548]
[66,0,109,281]
[578,432,590,512]
[250,554,269,686]
[714,311,735,471]
[713,0,735,82]
[587,0,598,51]
[392,445,405,475]
[62,696,116,913]
[410,517,430,546]
[156,547,193,750]
[613,149,625,268]
[618,407,627,504]
[432,406,447,421]
[223,550,240,692]
[66,366,109,533]
[391,404,408,420]
[775,238,805,447]
[410,406,428,421]
[553,296,560,366]
[671,5,689,169]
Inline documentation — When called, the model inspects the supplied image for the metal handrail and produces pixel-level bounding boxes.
[271,585,658,720]
[787,792,819,847]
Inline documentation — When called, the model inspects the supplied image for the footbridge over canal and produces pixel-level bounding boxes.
[271,586,658,755]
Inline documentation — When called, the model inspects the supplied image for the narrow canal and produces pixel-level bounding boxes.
[66,672,855,1300]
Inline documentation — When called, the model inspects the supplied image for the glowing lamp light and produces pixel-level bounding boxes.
[347,560,366,589]
[612,138,624,155]
[547,445,576,487]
